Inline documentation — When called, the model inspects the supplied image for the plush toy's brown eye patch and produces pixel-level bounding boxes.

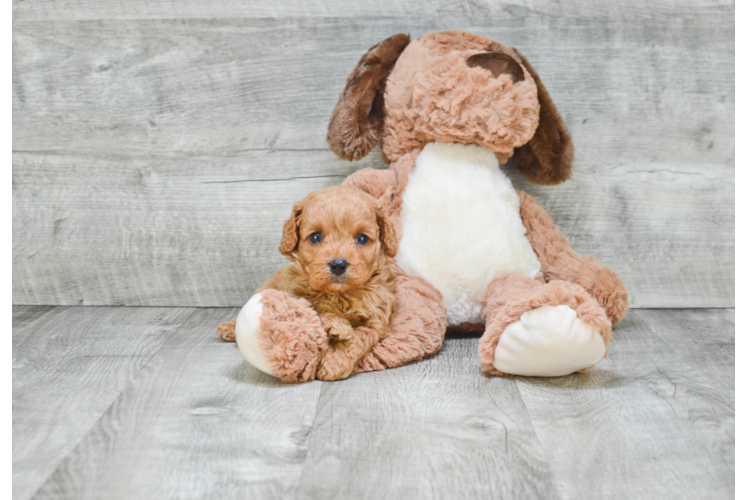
[466,53,525,83]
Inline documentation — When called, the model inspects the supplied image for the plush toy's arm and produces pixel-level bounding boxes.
[342,151,418,242]
[355,269,447,372]
[518,190,630,325]
[217,267,290,342]
[255,267,288,294]
[341,167,398,200]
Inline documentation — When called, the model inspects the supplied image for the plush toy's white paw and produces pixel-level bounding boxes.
[493,305,606,377]
[235,293,276,377]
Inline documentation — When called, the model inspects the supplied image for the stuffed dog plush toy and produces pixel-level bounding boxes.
[223,30,629,382]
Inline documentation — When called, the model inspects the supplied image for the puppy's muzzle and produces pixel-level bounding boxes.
[328,259,349,277]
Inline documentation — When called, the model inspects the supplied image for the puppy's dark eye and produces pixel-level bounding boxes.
[356,234,369,245]
[309,232,322,244]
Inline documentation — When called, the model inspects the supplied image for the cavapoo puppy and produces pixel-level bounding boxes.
[218,186,398,381]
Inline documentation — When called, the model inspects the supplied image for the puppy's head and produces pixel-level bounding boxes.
[279,186,397,293]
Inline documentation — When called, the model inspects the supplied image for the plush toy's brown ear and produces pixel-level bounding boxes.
[279,201,304,256]
[510,48,574,185]
[327,34,410,161]
[375,200,398,258]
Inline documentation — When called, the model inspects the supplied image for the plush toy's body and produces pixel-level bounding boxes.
[396,142,541,326]
[223,30,629,381]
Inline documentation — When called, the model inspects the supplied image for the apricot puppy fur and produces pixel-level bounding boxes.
[246,186,398,381]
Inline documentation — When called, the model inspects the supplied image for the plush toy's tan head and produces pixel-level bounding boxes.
[327,30,574,185]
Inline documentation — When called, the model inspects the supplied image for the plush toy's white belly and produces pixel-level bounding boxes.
[396,142,541,326]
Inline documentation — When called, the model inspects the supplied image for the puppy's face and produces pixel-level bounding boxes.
[279,186,397,293]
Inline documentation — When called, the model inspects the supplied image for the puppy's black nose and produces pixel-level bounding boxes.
[328,259,349,277]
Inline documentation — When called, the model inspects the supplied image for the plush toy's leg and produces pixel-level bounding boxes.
[232,289,327,383]
[478,275,612,377]
[518,191,630,325]
[355,272,447,372]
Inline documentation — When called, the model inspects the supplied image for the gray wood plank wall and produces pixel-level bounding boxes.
[12,2,734,307]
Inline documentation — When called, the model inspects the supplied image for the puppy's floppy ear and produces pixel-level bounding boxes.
[510,48,574,185]
[375,199,398,258]
[279,201,304,256]
[327,33,410,161]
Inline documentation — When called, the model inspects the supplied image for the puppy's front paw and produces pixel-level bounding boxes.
[320,314,354,341]
[316,348,355,381]
[328,325,354,341]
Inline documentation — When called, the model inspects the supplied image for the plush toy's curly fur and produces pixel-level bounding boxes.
[378,32,540,164]
[256,289,328,383]
[328,30,573,183]
[354,265,447,372]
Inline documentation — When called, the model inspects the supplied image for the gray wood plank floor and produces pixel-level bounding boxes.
[12,306,194,500]
[13,306,734,500]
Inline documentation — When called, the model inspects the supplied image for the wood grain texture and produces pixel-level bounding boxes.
[12,150,373,307]
[31,308,323,500]
[12,151,733,308]
[12,0,734,20]
[513,310,734,499]
[635,308,734,392]
[296,337,559,500]
[12,9,734,308]
[12,305,193,500]
[12,306,57,344]
[13,16,733,159]
[12,307,734,498]
[735,308,748,498]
